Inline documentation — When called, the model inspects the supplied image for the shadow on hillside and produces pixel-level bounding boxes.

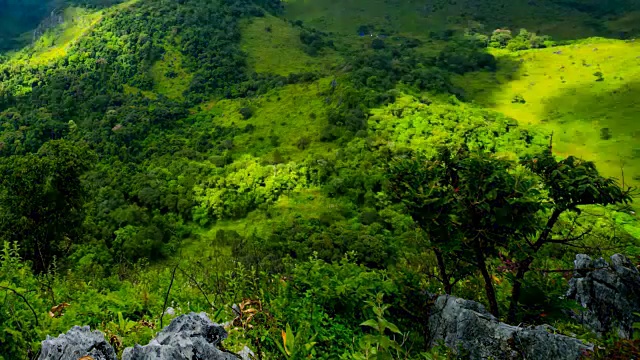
[0,22,42,54]
[540,80,640,187]
[455,54,525,106]
[0,0,123,54]
[284,0,640,42]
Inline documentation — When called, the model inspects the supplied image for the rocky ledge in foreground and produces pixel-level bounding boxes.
[122,312,237,360]
[427,295,593,360]
[40,295,600,360]
[38,325,117,360]
[39,312,239,360]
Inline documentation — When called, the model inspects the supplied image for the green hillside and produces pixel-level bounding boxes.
[459,38,640,199]
[283,0,640,39]
[1,0,639,359]
[0,0,125,52]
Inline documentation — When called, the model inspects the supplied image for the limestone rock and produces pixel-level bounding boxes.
[122,312,238,360]
[237,346,255,360]
[427,295,592,360]
[566,253,640,338]
[38,325,117,360]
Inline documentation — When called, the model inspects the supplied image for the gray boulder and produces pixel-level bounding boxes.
[38,325,117,360]
[566,253,640,338]
[427,295,592,360]
[122,312,239,360]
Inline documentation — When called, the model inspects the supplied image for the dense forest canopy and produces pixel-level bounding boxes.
[0,0,639,358]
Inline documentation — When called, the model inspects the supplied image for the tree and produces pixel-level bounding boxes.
[387,143,632,321]
[489,29,512,48]
[0,140,95,272]
[386,148,467,295]
[506,148,632,322]
[387,147,543,317]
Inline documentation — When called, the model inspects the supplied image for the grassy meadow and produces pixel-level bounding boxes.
[240,14,342,75]
[458,38,640,199]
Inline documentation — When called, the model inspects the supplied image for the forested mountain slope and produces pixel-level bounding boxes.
[0,0,123,51]
[283,0,640,39]
[0,0,639,358]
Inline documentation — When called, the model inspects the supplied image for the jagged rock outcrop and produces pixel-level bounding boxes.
[38,325,117,360]
[122,312,239,360]
[38,313,240,360]
[427,295,592,360]
[33,9,64,42]
[566,253,640,338]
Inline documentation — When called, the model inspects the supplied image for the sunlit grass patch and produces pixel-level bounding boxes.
[240,14,341,76]
[195,78,338,161]
[458,38,640,203]
[4,0,139,66]
[150,45,192,100]
[26,7,102,66]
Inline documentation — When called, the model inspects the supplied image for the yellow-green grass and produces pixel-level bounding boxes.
[150,45,192,100]
[282,0,635,40]
[195,78,338,162]
[123,84,158,100]
[240,14,342,76]
[458,38,640,200]
[7,2,134,66]
[8,7,102,66]
[4,0,139,66]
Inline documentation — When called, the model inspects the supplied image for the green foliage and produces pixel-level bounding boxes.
[387,147,544,315]
[0,242,45,358]
[520,148,632,210]
[489,28,554,50]
[194,157,306,221]
[0,0,639,358]
[298,27,333,56]
[0,140,95,272]
[275,323,318,359]
[352,293,403,360]
[594,71,605,82]
[436,40,497,74]
[512,94,526,103]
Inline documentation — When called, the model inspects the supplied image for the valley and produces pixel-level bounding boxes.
[1,0,639,358]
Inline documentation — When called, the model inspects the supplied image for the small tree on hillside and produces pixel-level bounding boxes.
[0,140,95,272]
[506,148,632,322]
[387,145,631,321]
[387,147,544,317]
[489,29,513,48]
[386,147,469,295]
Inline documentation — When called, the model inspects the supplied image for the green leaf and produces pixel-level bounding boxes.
[285,323,295,355]
[118,312,125,331]
[275,337,289,359]
[380,319,401,334]
[360,319,379,330]
[212,307,225,322]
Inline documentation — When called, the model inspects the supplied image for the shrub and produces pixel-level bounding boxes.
[371,39,385,50]
[239,107,254,119]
